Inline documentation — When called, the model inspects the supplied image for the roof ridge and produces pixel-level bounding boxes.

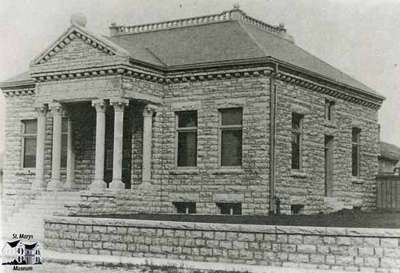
[109,8,287,38]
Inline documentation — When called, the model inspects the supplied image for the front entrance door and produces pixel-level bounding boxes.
[324,135,334,196]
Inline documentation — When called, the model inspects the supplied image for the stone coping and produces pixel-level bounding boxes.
[45,250,355,273]
[45,216,400,238]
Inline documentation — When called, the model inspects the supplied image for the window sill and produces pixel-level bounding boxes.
[212,168,244,175]
[351,177,364,185]
[323,120,337,128]
[169,168,199,175]
[16,169,35,176]
[290,170,308,178]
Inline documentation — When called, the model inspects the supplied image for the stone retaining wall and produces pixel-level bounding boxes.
[44,217,400,272]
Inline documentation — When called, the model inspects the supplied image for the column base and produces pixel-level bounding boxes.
[109,179,125,191]
[47,179,63,191]
[89,180,107,191]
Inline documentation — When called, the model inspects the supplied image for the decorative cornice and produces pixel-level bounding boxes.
[274,71,382,110]
[4,61,382,110]
[1,87,35,97]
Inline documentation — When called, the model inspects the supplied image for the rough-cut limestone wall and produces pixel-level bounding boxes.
[63,72,381,216]
[2,93,42,219]
[274,79,379,214]
[45,217,400,272]
[156,76,271,215]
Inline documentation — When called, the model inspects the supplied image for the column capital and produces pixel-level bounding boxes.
[49,102,63,115]
[34,104,48,115]
[143,104,158,117]
[110,98,129,112]
[92,99,107,113]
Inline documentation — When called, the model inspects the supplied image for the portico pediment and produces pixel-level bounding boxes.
[31,23,131,72]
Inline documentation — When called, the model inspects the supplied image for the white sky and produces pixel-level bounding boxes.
[0,0,399,155]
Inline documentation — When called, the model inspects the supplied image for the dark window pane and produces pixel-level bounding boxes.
[352,144,359,176]
[217,203,242,215]
[292,113,302,130]
[23,137,36,168]
[352,128,360,143]
[325,100,334,121]
[173,202,196,214]
[291,133,300,169]
[221,108,242,126]
[178,111,197,128]
[61,134,68,168]
[221,130,242,166]
[24,120,37,134]
[178,131,197,166]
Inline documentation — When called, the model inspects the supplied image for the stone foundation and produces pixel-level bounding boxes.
[45,216,400,272]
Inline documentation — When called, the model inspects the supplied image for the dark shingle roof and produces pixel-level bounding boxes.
[108,21,265,67]
[24,242,37,250]
[7,240,20,248]
[380,142,400,161]
[1,9,383,100]
[109,20,379,96]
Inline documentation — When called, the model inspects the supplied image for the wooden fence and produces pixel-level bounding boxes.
[376,174,400,210]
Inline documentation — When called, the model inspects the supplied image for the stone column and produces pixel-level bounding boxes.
[110,98,129,190]
[32,104,47,190]
[142,104,157,183]
[89,99,107,191]
[65,117,75,189]
[47,102,63,190]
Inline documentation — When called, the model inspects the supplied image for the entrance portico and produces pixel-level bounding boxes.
[32,96,157,192]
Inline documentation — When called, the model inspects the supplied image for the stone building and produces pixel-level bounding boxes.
[0,7,384,216]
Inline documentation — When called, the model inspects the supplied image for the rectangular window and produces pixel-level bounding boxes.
[352,128,361,177]
[61,118,68,168]
[220,108,242,166]
[325,99,335,121]
[22,120,37,168]
[173,202,196,214]
[217,202,242,215]
[291,113,303,170]
[176,111,197,167]
[324,135,334,196]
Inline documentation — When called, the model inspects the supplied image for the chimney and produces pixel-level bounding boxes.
[109,22,119,36]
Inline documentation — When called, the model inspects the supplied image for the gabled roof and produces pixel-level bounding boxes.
[7,240,21,248]
[32,22,131,66]
[380,142,400,162]
[24,243,38,250]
